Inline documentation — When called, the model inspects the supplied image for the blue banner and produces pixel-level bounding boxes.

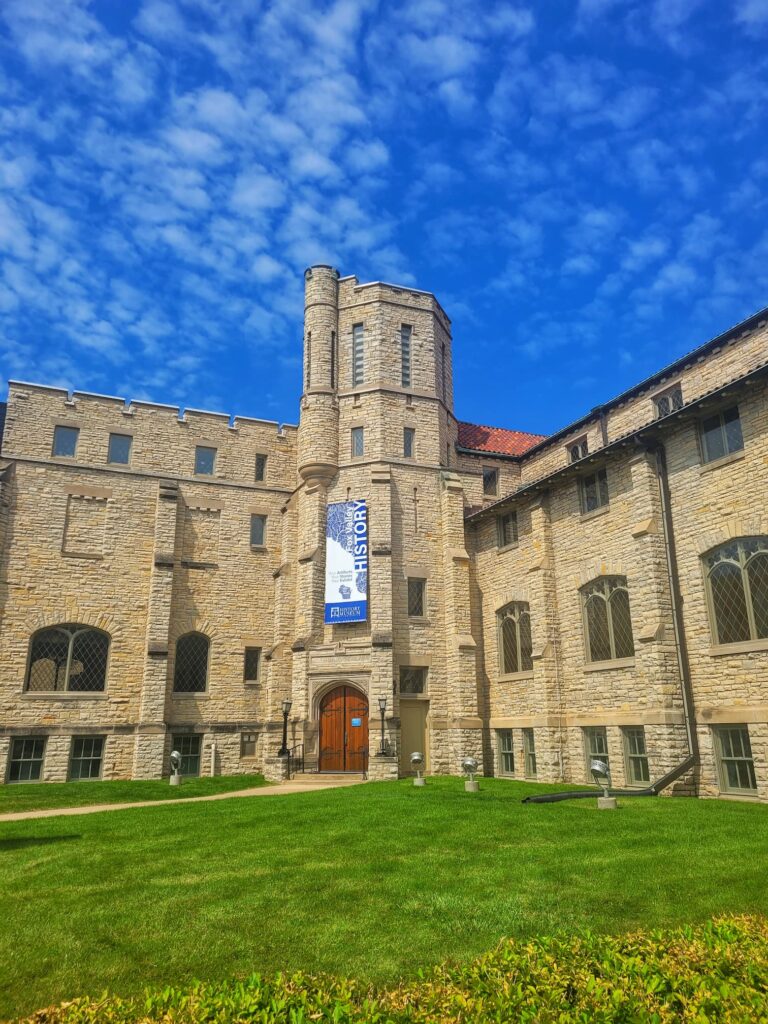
[324,500,368,624]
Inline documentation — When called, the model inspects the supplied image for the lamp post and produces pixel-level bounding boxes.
[377,696,388,754]
[278,698,292,757]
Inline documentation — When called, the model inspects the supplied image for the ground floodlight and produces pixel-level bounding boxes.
[590,758,617,810]
[410,750,425,786]
[170,749,182,786]
[462,756,479,792]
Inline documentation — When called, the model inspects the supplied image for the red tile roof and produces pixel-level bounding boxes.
[457,421,547,457]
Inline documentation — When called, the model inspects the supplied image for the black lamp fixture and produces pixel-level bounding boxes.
[377,696,387,754]
[278,698,292,757]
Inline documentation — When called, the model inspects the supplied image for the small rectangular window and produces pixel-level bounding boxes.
[568,437,589,463]
[654,384,683,419]
[255,453,267,481]
[69,736,104,781]
[399,666,426,694]
[623,727,650,785]
[700,406,744,464]
[401,325,412,387]
[407,577,426,617]
[250,514,266,547]
[107,433,132,465]
[523,728,537,778]
[194,446,216,476]
[173,734,202,777]
[497,510,518,548]
[352,323,364,386]
[244,646,261,683]
[8,736,46,783]
[715,725,757,794]
[241,732,258,757]
[584,726,609,780]
[483,467,498,496]
[580,467,609,514]
[403,427,415,458]
[53,425,79,458]
[351,426,364,458]
[498,730,515,776]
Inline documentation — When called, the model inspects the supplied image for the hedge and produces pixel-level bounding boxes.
[21,916,768,1023]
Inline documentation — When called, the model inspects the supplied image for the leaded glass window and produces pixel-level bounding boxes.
[173,632,210,692]
[653,384,683,419]
[623,727,650,785]
[243,647,261,683]
[497,602,533,675]
[173,734,202,776]
[715,726,757,794]
[25,625,110,692]
[700,406,744,464]
[497,511,518,548]
[351,426,364,458]
[579,468,609,514]
[8,737,46,783]
[581,576,635,663]
[403,427,415,458]
[498,730,515,775]
[399,667,427,694]
[407,578,426,617]
[483,467,498,495]
[69,736,104,780]
[568,437,588,463]
[255,453,267,481]
[704,537,768,645]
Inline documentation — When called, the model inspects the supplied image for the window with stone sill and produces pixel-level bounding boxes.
[351,426,364,458]
[244,646,261,684]
[483,467,498,496]
[241,732,258,757]
[523,728,537,778]
[704,537,768,646]
[53,425,79,458]
[581,576,635,663]
[497,510,518,548]
[699,406,744,464]
[407,577,426,617]
[173,734,202,776]
[69,736,104,781]
[194,445,216,476]
[8,736,46,783]
[583,726,609,780]
[255,453,267,481]
[714,725,757,794]
[568,436,589,463]
[623,727,650,785]
[250,514,266,547]
[107,433,132,465]
[173,632,210,693]
[399,666,427,694]
[497,602,533,675]
[25,624,110,693]
[653,384,683,419]
[403,426,415,459]
[579,467,609,514]
[497,730,515,776]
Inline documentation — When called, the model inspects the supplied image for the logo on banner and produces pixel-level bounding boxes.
[324,500,368,624]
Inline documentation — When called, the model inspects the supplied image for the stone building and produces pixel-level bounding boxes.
[0,265,766,800]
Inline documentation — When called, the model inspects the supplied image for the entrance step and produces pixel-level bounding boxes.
[286,773,365,786]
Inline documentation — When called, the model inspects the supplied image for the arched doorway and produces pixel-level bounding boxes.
[319,685,369,772]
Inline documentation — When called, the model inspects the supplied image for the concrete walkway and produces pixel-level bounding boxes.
[0,776,365,823]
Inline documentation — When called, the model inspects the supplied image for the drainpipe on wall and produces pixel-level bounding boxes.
[210,740,217,778]
[645,439,699,786]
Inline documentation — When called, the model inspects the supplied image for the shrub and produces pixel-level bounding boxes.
[21,916,768,1024]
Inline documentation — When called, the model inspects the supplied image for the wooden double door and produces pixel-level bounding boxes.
[319,686,369,772]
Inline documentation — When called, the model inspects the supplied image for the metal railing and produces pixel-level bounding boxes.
[287,743,304,780]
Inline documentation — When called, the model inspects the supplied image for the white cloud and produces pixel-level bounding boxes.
[230,169,286,214]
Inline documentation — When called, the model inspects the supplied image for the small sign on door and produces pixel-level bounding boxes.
[351,717,362,727]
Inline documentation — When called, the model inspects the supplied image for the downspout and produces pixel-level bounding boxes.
[646,439,699,779]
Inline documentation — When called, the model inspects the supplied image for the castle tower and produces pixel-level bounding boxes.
[298,265,340,487]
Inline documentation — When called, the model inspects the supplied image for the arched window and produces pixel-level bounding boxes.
[581,577,634,663]
[497,602,533,675]
[704,538,768,645]
[26,624,110,692]
[173,632,210,692]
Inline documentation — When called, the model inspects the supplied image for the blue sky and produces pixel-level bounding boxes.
[1,0,767,436]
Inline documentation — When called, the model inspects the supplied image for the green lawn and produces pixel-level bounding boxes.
[0,773,268,814]
[0,777,766,1020]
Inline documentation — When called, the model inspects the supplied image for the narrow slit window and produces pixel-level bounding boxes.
[403,427,415,458]
[497,511,518,548]
[407,577,426,617]
[523,729,537,778]
[255,454,267,481]
[351,426,364,458]
[250,514,266,547]
[401,325,412,387]
[352,324,364,386]
[244,647,261,683]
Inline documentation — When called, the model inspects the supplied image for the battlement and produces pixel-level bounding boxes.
[3,381,298,489]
